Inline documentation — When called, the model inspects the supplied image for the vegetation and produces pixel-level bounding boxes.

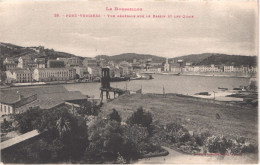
[3,93,257,163]
[100,94,257,142]
[83,108,165,163]
[14,107,43,133]
[152,122,257,155]
[109,109,121,122]
[0,118,13,132]
[83,118,139,163]
[127,107,152,127]
[101,94,258,160]
[3,105,166,164]
[9,106,88,163]
[78,100,100,116]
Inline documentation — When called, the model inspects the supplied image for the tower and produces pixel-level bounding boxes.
[100,68,111,101]
[164,58,170,72]
[101,68,110,89]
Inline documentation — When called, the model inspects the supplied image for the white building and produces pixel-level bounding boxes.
[223,66,234,72]
[5,69,34,83]
[75,66,89,78]
[33,68,76,82]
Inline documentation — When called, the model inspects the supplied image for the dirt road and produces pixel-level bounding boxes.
[135,146,257,164]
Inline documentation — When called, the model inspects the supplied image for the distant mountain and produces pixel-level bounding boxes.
[170,53,257,67]
[0,42,81,60]
[195,54,257,67]
[0,42,257,67]
[170,53,213,64]
[96,53,165,63]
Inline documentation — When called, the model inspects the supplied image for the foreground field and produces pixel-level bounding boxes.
[100,93,258,142]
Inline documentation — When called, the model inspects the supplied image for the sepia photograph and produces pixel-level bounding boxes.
[0,0,258,164]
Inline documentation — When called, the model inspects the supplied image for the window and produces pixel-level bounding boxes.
[4,106,6,113]
[8,107,10,114]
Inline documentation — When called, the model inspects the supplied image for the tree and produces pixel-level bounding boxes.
[56,116,72,138]
[14,107,43,133]
[12,106,89,162]
[84,118,140,163]
[79,100,100,116]
[109,109,121,122]
[126,107,152,128]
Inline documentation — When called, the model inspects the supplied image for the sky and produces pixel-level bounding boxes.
[0,0,258,58]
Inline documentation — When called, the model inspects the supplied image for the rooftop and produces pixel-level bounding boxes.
[1,130,40,150]
[0,86,70,104]
[36,68,72,71]
[0,86,87,112]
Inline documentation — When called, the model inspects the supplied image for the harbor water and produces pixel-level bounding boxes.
[63,74,250,98]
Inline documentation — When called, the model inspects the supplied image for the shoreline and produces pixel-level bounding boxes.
[156,73,255,78]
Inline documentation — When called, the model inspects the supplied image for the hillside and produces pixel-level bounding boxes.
[96,53,165,63]
[196,54,257,67]
[170,53,213,64]
[0,42,78,59]
[170,53,257,67]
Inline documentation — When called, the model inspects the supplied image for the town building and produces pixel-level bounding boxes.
[5,69,34,83]
[119,61,132,67]
[3,57,17,64]
[171,63,182,73]
[0,91,37,116]
[83,58,98,67]
[88,66,101,78]
[74,67,89,79]
[47,60,65,68]
[146,66,162,73]
[223,66,234,72]
[3,63,17,71]
[0,86,87,116]
[149,61,164,67]
[119,61,133,76]
[17,56,45,69]
[33,68,76,82]
[17,56,33,69]
[109,66,121,77]
[57,57,81,67]
[249,66,257,73]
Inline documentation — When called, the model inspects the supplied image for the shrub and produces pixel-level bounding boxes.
[194,131,211,146]
[109,109,121,123]
[241,143,257,153]
[126,107,152,129]
[164,122,191,143]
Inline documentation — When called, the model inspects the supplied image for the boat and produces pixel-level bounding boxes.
[218,87,228,90]
[170,73,181,76]
[130,74,153,80]
[110,77,130,82]
[194,92,211,96]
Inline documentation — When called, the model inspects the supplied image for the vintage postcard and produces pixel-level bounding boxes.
[0,0,258,164]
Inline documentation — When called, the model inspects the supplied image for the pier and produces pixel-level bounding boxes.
[100,68,126,101]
